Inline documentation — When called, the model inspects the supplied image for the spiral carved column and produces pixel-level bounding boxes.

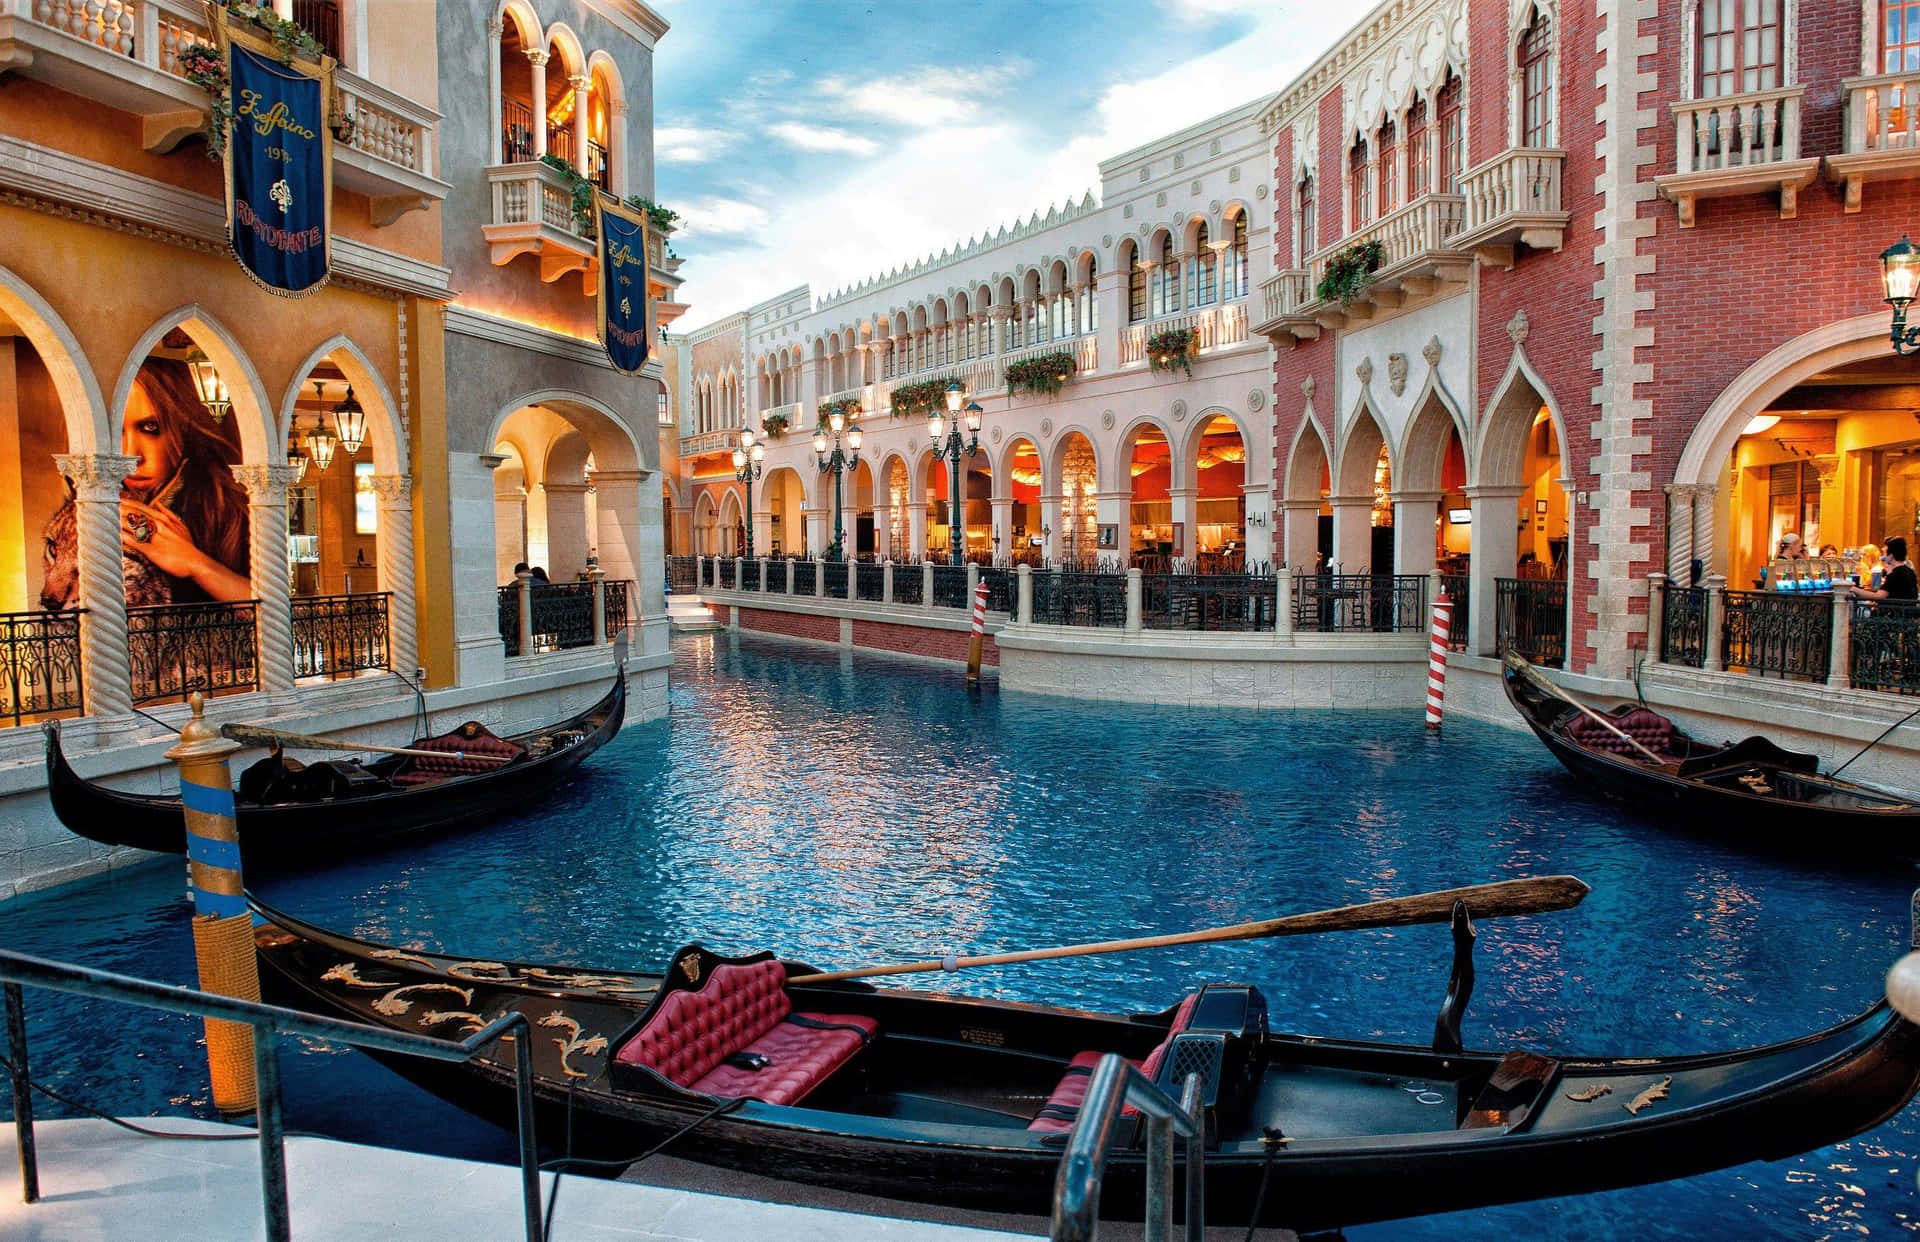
[53,453,137,718]
[369,474,417,679]
[231,464,299,694]
[1665,483,1697,585]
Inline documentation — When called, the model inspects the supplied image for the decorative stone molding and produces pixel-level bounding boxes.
[1339,0,1470,144]
[1040,418,1054,437]
[1247,388,1266,412]
[1302,376,1316,400]
[1506,309,1530,347]
[231,463,302,501]
[1388,353,1409,396]
[1422,335,1442,368]
[991,426,1003,444]
[55,452,136,503]
[52,453,136,716]
[1355,357,1374,386]
[1101,409,1116,429]
[1171,400,1188,421]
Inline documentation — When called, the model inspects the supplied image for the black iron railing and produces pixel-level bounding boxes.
[1721,589,1829,683]
[717,559,736,589]
[291,593,389,680]
[501,98,535,164]
[1850,601,1920,695]
[586,138,610,190]
[856,563,885,602]
[1494,577,1567,668]
[1660,582,1708,669]
[292,0,342,60]
[128,601,259,705]
[1295,574,1429,634]
[498,585,521,655]
[604,579,631,640]
[668,555,697,591]
[739,560,761,592]
[979,565,1014,614]
[0,609,83,728]
[930,564,970,609]
[530,583,596,652]
[1034,571,1127,628]
[1142,570,1277,632]
[1438,574,1470,652]
[893,562,923,605]
[792,560,817,595]
[823,561,848,597]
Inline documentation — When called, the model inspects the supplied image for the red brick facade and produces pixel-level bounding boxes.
[735,606,998,668]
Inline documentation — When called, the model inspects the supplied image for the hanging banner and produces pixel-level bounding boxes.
[213,8,334,297]
[594,197,652,374]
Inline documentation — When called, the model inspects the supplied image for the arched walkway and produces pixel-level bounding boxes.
[1332,402,1393,573]
[1282,418,1332,570]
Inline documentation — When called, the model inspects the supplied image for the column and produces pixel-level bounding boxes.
[1166,486,1199,564]
[608,97,629,196]
[840,479,860,562]
[1693,483,1718,582]
[232,463,300,694]
[906,501,927,562]
[990,496,1014,564]
[805,505,828,557]
[543,480,592,578]
[1829,584,1853,690]
[1465,484,1526,657]
[1172,249,1196,313]
[1645,571,1667,662]
[1282,500,1321,570]
[1039,492,1064,562]
[1095,269,1126,374]
[526,50,549,158]
[1665,483,1697,584]
[1241,482,1274,566]
[52,453,135,717]
[1095,490,1131,566]
[587,469,646,593]
[989,305,1012,356]
[1125,567,1142,633]
[1016,563,1032,624]
[569,74,592,180]
[369,474,418,680]
[486,16,504,163]
[1327,495,1374,573]
[873,500,893,560]
[1391,490,1443,577]
[1704,574,1728,672]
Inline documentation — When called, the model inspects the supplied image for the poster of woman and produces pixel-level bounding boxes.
[40,358,252,609]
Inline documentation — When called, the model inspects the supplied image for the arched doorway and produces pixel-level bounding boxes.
[693,491,717,556]
[762,466,807,558]
[1123,421,1173,569]
[1396,392,1470,581]
[883,455,913,560]
[1003,437,1042,565]
[718,490,743,557]
[1334,406,1394,574]
[849,458,876,560]
[1283,420,1332,571]
[1190,414,1248,569]
[1473,356,1572,664]
[1054,431,1098,563]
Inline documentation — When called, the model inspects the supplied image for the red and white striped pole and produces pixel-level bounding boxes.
[1426,589,1451,729]
[966,581,988,687]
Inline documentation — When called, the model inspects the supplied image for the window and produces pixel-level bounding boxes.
[1127,248,1147,323]
[1377,120,1399,215]
[1519,6,1554,147]
[1439,73,1466,191]
[658,388,672,425]
[1888,0,1920,72]
[354,462,376,535]
[1407,97,1431,198]
[1193,222,1217,307]
[1297,175,1316,265]
[1156,235,1179,317]
[1699,0,1780,96]
[1349,138,1372,227]
[1082,260,1099,333]
[1229,212,1248,298]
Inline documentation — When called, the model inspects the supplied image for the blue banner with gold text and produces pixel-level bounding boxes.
[595,198,651,374]
[219,16,332,297]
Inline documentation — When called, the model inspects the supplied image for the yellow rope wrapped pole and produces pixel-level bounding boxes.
[166,692,260,1115]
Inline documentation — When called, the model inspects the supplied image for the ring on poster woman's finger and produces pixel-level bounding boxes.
[129,519,152,544]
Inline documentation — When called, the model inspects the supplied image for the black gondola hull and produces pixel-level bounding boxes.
[44,669,624,866]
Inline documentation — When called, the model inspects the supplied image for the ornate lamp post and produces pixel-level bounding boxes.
[813,409,862,562]
[1881,235,1920,355]
[732,427,765,558]
[927,381,981,566]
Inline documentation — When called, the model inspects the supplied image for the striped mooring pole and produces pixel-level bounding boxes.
[1426,590,1452,730]
[966,580,988,688]
[166,691,262,1115]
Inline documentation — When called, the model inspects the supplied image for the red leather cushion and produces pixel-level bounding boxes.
[691,1011,879,1106]
[1568,708,1672,759]
[1028,993,1201,1133]
[394,728,526,785]
[614,960,792,1087]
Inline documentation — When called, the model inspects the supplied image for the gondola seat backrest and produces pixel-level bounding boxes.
[1566,708,1673,759]
[390,723,526,787]
[1028,992,1202,1134]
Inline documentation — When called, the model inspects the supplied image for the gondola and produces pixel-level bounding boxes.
[1502,653,1920,852]
[44,664,623,865]
[250,893,1920,1232]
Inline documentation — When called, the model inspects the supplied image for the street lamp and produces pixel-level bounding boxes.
[927,381,981,566]
[1883,236,1920,355]
[733,426,765,558]
[814,412,861,562]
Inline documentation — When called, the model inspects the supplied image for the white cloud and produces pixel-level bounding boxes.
[675,196,772,239]
[815,67,1017,128]
[767,122,880,156]
[655,125,736,164]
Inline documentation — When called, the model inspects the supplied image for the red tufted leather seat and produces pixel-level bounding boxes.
[1566,708,1674,762]
[390,726,526,787]
[1028,993,1199,1133]
[612,960,877,1106]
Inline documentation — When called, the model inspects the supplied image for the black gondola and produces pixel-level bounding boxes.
[1502,653,1920,852]
[251,896,1920,1232]
[44,665,624,865]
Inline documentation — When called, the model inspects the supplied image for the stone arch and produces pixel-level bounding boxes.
[1284,415,1332,504]
[0,262,108,454]
[1473,344,1569,489]
[113,305,275,465]
[1334,396,1395,497]
[876,450,919,505]
[693,490,718,556]
[1115,414,1179,494]
[999,434,1042,488]
[1395,375,1468,494]
[484,389,641,471]
[279,334,407,475]
[498,0,540,45]
[543,21,586,79]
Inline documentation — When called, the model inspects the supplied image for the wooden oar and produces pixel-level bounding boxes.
[1503,652,1666,765]
[787,875,1591,985]
[219,723,512,764]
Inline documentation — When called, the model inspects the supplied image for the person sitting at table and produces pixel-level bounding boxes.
[1852,537,1918,603]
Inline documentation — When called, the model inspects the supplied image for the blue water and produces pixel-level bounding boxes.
[2,632,1918,1237]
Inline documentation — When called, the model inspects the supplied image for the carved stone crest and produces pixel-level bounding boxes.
[1507,309,1530,347]
[1422,335,1442,368]
[1171,399,1188,421]
[1101,409,1116,430]
[1388,353,1408,397]
[1356,357,1374,386]
[1040,418,1054,437]
[1302,376,1316,400]
[991,426,1003,444]
[1247,388,1266,412]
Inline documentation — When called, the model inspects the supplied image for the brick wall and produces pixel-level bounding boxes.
[737,606,838,644]
[852,620,999,666]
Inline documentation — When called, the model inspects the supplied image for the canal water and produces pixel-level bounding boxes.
[2,632,1916,1237]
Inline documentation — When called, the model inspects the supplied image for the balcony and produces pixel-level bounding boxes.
[1829,72,1920,212]
[1254,194,1467,341]
[1655,86,1815,226]
[679,429,740,458]
[483,160,595,287]
[1453,148,1568,269]
[0,0,446,222]
[1120,299,1251,362]
[757,402,804,441]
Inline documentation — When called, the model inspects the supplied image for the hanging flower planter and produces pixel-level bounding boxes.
[1006,351,1076,399]
[817,397,861,427]
[761,411,790,439]
[1316,239,1387,305]
[1147,328,1197,378]
[887,377,964,420]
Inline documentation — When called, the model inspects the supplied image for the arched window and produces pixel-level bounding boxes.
[1349,137,1372,228]
[1376,120,1398,215]
[1888,0,1920,71]
[1153,235,1179,317]
[1519,6,1554,147]
[1297,174,1316,266]
[1193,222,1217,307]
[1126,246,1147,323]
[1407,97,1431,198]
[1438,72,1466,192]
[1081,258,1099,333]
[1699,1,1780,96]
[1229,211,1249,298]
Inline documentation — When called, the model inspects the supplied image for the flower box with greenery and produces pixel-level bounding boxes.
[817,397,861,427]
[1315,238,1387,305]
[180,43,231,158]
[887,377,965,421]
[760,411,790,439]
[624,196,679,235]
[1146,328,1197,377]
[224,2,324,64]
[1005,351,1075,399]
[184,2,328,161]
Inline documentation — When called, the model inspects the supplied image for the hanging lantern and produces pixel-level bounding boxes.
[331,386,367,458]
[286,439,309,484]
[305,411,338,473]
[185,346,231,423]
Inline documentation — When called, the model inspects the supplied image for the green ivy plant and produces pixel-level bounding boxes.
[224,1,324,64]
[1146,328,1197,378]
[539,153,599,234]
[1005,351,1075,398]
[1315,238,1387,305]
[180,43,230,159]
[624,195,679,235]
[817,397,861,426]
[760,410,790,439]
[887,377,965,421]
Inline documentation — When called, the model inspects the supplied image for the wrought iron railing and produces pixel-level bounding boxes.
[498,585,521,656]
[1660,582,1708,668]
[931,564,970,609]
[291,593,389,680]
[1850,601,1920,695]
[893,562,923,605]
[739,559,761,592]
[1721,589,1829,683]
[128,600,259,705]
[818,561,844,597]
[501,98,536,164]
[1142,570,1277,632]
[0,609,84,728]
[604,579,631,641]
[1438,574,1470,651]
[291,0,342,60]
[1493,577,1567,668]
[1033,571,1127,628]
[856,563,885,602]
[530,583,596,653]
[979,565,1014,614]
[668,555,697,591]
[717,558,736,590]
[1294,574,1429,633]
[792,560,817,596]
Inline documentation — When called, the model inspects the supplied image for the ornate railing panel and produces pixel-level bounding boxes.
[856,563,884,602]
[1438,574,1470,651]
[1720,589,1829,682]
[792,560,817,596]
[1295,574,1429,634]
[604,579,631,640]
[1850,601,1920,695]
[668,555,697,591]
[128,600,259,704]
[892,563,923,605]
[529,582,596,652]
[1033,571,1127,628]
[1660,583,1708,669]
[979,565,1014,614]
[0,609,84,728]
[1142,571,1277,632]
[930,565,970,609]
[822,561,849,597]
[1493,577,1566,668]
[291,592,389,680]
[717,559,736,590]
[498,585,520,656]
[739,560,761,592]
